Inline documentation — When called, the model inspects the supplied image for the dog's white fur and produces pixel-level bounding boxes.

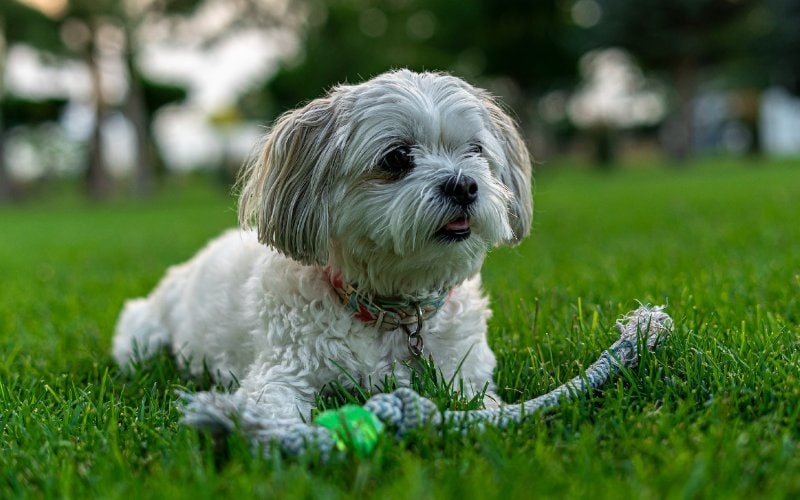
[112,70,532,426]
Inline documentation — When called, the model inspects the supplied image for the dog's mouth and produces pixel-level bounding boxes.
[436,216,471,242]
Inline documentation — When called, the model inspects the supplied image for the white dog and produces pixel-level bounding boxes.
[112,70,532,427]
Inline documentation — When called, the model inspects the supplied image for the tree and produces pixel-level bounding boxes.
[758,0,800,94]
[117,2,193,195]
[59,0,302,196]
[1,1,63,200]
[56,0,195,198]
[581,0,756,160]
[254,0,578,121]
[2,0,129,199]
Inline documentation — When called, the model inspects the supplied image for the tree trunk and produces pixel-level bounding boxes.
[84,24,113,200]
[0,121,17,202]
[664,58,699,162]
[122,21,154,196]
[0,22,18,202]
[593,125,615,169]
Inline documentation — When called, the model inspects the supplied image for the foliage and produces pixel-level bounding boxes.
[1,160,799,497]
[255,0,577,118]
[582,0,755,68]
[140,78,188,114]
[574,0,757,159]
[3,1,63,51]
[758,0,800,92]
[1,96,68,128]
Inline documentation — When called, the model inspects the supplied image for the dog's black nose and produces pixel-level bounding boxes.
[442,175,478,206]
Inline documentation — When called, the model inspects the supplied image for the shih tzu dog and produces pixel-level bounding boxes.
[112,69,532,428]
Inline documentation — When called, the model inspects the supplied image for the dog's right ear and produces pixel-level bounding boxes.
[238,96,343,265]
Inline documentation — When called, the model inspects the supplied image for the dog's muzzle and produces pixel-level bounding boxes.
[436,175,477,242]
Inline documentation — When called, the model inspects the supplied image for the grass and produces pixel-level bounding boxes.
[1,158,799,498]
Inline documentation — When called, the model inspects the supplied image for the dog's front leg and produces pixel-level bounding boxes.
[429,338,503,410]
[234,364,319,429]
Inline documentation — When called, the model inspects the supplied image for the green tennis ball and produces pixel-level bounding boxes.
[314,405,384,458]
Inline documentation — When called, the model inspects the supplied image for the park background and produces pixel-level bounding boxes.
[2,0,800,197]
[2,0,800,498]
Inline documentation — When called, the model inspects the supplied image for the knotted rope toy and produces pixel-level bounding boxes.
[179,305,672,460]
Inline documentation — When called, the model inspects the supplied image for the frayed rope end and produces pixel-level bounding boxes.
[615,304,673,353]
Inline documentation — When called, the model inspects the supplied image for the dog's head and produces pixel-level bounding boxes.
[239,70,532,296]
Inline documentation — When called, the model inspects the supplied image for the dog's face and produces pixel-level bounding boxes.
[239,70,532,296]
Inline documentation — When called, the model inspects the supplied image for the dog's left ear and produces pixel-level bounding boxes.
[238,95,344,265]
[479,93,533,245]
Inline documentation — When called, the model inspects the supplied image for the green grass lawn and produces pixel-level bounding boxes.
[1,159,799,498]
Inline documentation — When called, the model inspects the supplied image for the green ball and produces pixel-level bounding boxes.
[314,405,385,458]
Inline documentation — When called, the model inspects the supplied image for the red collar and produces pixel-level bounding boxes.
[324,267,450,331]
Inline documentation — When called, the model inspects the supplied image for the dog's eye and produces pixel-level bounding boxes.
[381,145,414,174]
[468,143,483,155]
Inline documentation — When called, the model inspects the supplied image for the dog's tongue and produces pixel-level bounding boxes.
[445,217,470,231]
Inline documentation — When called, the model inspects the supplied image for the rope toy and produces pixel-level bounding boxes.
[178,305,672,460]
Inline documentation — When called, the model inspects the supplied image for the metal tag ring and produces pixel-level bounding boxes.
[408,332,424,357]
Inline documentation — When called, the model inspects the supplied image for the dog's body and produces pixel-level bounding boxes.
[113,70,532,427]
[114,229,496,423]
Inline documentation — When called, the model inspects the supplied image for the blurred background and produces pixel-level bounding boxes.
[1,0,798,201]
